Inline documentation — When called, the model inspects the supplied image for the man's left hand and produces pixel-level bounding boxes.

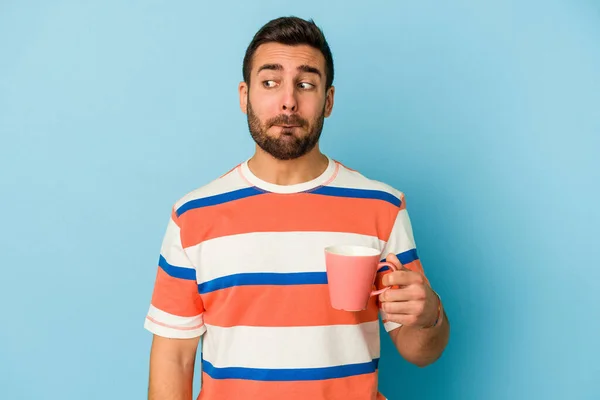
[378,253,439,328]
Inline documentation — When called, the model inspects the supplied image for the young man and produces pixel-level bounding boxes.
[145,16,450,400]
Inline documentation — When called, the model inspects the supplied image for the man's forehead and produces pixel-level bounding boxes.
[253,43,325,72]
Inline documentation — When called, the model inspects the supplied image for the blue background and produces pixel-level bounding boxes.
[1,1,599,399]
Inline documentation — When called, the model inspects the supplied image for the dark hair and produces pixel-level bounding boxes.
[243,17,334,89]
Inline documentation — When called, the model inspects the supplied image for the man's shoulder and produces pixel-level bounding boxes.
[333,160,406,204]
[172,163,248,212]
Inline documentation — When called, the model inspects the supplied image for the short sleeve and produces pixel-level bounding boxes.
[144,207,206,339]
[376,194,428,332]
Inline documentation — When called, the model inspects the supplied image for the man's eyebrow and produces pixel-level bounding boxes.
[257,64,283,74]
[297,64,322,78]
[256,63,322,78]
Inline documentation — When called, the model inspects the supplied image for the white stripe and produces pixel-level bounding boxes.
[333,165,404,200]
[187,231,386,283]
[381,208,417,256]
[396,208,416,247]
[380,310,402,332]
[160,218,195,269]
[147,305,204,329]
[240,157,337,194]
[174,169,248,211]
[144,318,206,339]
[202,321,380,369]
[383,321,401,332]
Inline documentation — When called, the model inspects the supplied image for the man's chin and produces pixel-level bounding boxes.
[256,141,305,161]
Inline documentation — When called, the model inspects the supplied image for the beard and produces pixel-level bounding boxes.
[246,99,325,161]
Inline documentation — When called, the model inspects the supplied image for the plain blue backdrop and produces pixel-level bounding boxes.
[1,1,599,399]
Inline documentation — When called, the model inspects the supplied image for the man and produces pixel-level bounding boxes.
[145,16,449,400]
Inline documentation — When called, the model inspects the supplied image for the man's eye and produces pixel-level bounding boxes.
[263,80,277,88]
[298,82,315,90]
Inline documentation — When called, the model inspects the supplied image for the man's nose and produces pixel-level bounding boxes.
[280,84,298,112]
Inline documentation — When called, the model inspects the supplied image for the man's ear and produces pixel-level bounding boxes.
[324,86,335,118]
[239,82,248,114]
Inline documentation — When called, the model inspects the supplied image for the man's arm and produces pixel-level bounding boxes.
[376,194,450,367]
[389,307,450,367]
[145,205,206,398]
[149,335,200,400]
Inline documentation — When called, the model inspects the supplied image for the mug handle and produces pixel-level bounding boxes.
[370,261,398,296]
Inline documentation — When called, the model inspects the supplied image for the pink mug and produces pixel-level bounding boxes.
[324,245,398,311]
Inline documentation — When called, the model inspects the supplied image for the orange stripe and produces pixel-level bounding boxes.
[198,371,380,400]
[202,284,379,327]
[398,195,406,211]
[404,259,426,275]
[179,192,398,248]
[151,268,204,317]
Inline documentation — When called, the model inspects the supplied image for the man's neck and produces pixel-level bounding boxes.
[247,146,329,186]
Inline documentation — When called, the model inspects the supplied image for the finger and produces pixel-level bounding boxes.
[385,253,403,270]
[381,300,424,316]
[379,285,427,303]
[382,270,425,287]
[384,313,419,327]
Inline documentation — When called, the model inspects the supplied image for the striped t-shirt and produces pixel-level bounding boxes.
[144,156,426,400]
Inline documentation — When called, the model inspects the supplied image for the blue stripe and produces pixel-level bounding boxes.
[158,255,196,280]
[198,272,327,294]
[377,249,419,272]
[202,358,379,381]
[397,249,419,265]
[310,186,401,207]
[176,187,264,217]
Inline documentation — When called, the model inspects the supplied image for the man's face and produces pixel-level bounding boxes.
[239,43,335,160]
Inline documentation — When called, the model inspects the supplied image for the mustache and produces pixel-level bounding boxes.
[267,114,308,128]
